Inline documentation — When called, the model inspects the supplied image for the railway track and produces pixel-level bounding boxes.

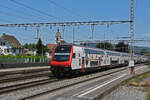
[21,63,150,100]
[0,68,56,94]
[21,67,128,100]
[0,71,52,83]
[0,77,59,94]
[0,63,148,100]
[0,68,50,76]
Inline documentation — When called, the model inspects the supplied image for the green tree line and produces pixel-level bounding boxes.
[24,38,49,56]
[96,41,129,53]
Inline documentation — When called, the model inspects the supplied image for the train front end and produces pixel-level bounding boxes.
[50,45,73,78]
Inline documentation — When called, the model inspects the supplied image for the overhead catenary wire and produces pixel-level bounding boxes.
[10,0,62,21]
[0,18,14,23]
[47,0,88,20]
[0,29,13,33]
[0,10,41,22]
[0,4,51,22]
[72,25,75,44]
[74,39,150,43]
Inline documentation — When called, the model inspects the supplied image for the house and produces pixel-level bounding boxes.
[24,48,37,56]
[0,33,23,55]
[46,44,56,58]
[47,44,57,53]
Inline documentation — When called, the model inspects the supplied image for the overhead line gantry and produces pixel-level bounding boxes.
[75,40,150,43]
[0,20,130,27]
[0,20,130,41]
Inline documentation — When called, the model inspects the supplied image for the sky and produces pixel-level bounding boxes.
[0,0,149,47]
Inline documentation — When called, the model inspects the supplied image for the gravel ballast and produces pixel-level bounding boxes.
[102,86,147,100]
[0,67,126,100]
[0,65,149,100]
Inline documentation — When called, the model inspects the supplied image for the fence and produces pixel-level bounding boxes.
[0,57,51,64]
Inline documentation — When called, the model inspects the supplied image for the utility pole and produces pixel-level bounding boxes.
[72,25,75,44]
[36,26,40,40]
[62,25,65,39]
[104,24,110,50]
[91,24,94,40]
[104,32,106,49]
[129,0,135,74]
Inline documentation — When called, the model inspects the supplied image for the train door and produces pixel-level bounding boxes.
[72,53,77,69]
[103,55,107,66]
[72,47,82,70]
[106,55,110,66]
[101,55,104,66]
[110,57,112,67]
[98,57,101,69]
[82,57,85,72]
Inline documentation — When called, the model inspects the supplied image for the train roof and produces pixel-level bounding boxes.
[57,44,146,57]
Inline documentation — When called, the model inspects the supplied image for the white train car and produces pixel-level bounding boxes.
[50,44,149,78]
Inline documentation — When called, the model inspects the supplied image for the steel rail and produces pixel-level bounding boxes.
[21,63,149,100]
[0,77,58,94]
[0,71,52,83]
[21,67,128,100]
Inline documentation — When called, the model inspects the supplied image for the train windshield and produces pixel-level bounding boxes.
[53,45,72,62]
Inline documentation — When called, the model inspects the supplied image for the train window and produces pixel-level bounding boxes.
[79,59,81,66]
[73,53,76,58]
[107,51,120,56]
[84,48,104,55]
[55,45,72,53]
[90,61,98,66]
[53,55,70,62]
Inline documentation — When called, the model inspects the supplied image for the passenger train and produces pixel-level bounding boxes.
[50,44,149,78]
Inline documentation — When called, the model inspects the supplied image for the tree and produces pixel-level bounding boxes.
[24,43,28,49]
[24,43,36,49]
[32,44,36,49]
[96,42,114,50]
[115,42,129,53]
[43,45,49,53]
[36,38,43,56]
[36,38,49,56]
[140,48,149,55]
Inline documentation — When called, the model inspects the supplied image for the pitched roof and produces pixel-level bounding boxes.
[47,44,57,50]
[1,33,23,48]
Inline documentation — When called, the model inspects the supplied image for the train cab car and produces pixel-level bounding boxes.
[50,45,73,77]
[50,44,106,78]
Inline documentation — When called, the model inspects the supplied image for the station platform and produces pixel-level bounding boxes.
[48,65,150,100]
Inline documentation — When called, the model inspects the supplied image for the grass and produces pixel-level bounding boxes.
[122,71,150,100]
[122,72,150,84]
[0,55,50,63]
[0,55,46,58]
